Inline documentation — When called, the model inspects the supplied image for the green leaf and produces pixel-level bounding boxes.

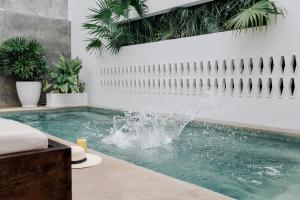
[43,55,85,94]
[224,0,284,34]
[0,37,47,81]
[82,0,148,54]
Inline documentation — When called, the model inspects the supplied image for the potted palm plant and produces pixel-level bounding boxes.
[0,37,47,107]
[43,56,88,108]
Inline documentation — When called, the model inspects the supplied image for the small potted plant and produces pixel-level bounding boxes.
[43,55,88,107]
[0,37,47,107]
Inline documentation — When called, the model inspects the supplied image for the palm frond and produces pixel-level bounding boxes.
[224,0,284,34]
[106,26,134,54]
[86,38,103,55]
[83,0,148,55]
[129,0,148,17]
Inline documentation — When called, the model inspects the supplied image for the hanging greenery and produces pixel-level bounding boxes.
[83,0,147,54]
[84,0,284,54]
[224,0,284,34]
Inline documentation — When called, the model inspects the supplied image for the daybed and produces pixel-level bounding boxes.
[0,118,71,200]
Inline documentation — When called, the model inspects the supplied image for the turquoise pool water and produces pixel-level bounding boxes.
[1,108,300,200]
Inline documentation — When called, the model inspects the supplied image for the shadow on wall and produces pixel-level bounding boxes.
[0,75,20,108]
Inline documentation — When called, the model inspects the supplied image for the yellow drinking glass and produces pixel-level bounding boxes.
[76,138,88,152]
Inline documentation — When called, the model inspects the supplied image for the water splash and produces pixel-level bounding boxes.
[81,120,105,142]
[102,111,192,149]
[101,92,220,150]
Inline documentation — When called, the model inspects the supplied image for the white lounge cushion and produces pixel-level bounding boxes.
[0,118,48,155]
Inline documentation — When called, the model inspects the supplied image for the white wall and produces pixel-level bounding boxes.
[69,0,300,131]
[68,0,98,91]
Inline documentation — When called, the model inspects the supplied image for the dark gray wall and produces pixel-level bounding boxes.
[0,0,68,20]
[0,75,19,107]
[0,10,71,64]
[0,0,70,107]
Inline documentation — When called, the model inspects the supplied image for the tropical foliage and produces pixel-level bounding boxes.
[0,37,47,81]
[83,0,147,54]
[84,0,284,54]
[224,0,284,34]
[43,56,85,94]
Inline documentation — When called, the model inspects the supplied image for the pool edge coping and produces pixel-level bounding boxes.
[1,105,300,138]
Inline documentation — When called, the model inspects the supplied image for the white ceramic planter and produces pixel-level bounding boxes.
[46,93,88,108]
[16,81,42,108]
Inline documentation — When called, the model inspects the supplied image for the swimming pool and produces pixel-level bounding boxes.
[1,108,300,200]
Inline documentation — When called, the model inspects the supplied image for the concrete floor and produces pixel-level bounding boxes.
[73,151,232,200]
[48,135,232,200]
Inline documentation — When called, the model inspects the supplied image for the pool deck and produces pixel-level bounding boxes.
[48,134,232,200]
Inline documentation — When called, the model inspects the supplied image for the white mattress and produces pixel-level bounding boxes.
[0,118,48,155]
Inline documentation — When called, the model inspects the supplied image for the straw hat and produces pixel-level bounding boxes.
[71,146,102,169]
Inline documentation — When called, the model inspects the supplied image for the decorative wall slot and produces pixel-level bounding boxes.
[248,79,253,95]
[200,62,204,74]
[239,59,244,74]
[222,79,226,93]
[158,65,161,75]
[180,79,184,89]
[207,79,211,90]
[278,78,284,96]
[259,57,264,74]
[257,78,263,95]
[267,78,272,96]
[193,79,197,90]
[281,56,285,73]
[214,79,218,90]
[289,78,296,96]
[187,63,191,74]
[199,79,204,91]
[207,61,212,74]
[249,58,253,75]
[181,63,184,75]
[222,60,227,74]
[230,79,234,94]
[230,59,235,75]
[152,65,155,74]
[214,61,219,74]
[193,62,197,74]
[269,57,274,74]
[292,55,297,74]
[163,64,167,75]
[239,78,243,94]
